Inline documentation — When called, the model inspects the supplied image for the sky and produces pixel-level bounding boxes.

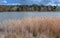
[0,0,60,6]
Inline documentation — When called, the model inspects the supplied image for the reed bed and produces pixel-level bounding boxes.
[0,17,60,38]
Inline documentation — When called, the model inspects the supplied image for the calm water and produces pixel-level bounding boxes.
[0,12,60,22]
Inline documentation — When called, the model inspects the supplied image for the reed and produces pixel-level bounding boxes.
[0,17,60,38]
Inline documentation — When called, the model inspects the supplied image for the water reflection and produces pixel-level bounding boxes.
[0,12,60,22]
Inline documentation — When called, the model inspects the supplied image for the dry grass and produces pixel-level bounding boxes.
[0,17,60,38]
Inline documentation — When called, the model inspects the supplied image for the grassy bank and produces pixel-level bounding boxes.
[0,17,60,38]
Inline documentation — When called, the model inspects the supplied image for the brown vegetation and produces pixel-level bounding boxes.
[0,17,60,38]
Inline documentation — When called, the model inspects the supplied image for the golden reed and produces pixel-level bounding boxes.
[0,17,60,38]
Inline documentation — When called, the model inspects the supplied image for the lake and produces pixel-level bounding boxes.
[0,12,60,22]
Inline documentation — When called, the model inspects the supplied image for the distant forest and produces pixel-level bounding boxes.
[0,5,60,12]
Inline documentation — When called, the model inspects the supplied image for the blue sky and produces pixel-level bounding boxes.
[0,0,60,6]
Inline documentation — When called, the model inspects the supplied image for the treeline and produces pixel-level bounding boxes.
[0,5,59,12]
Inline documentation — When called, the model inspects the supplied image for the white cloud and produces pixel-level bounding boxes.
[2,0,7,3]
[47,2,57,6]
[0,0,60,6]
[6,3,21,5]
